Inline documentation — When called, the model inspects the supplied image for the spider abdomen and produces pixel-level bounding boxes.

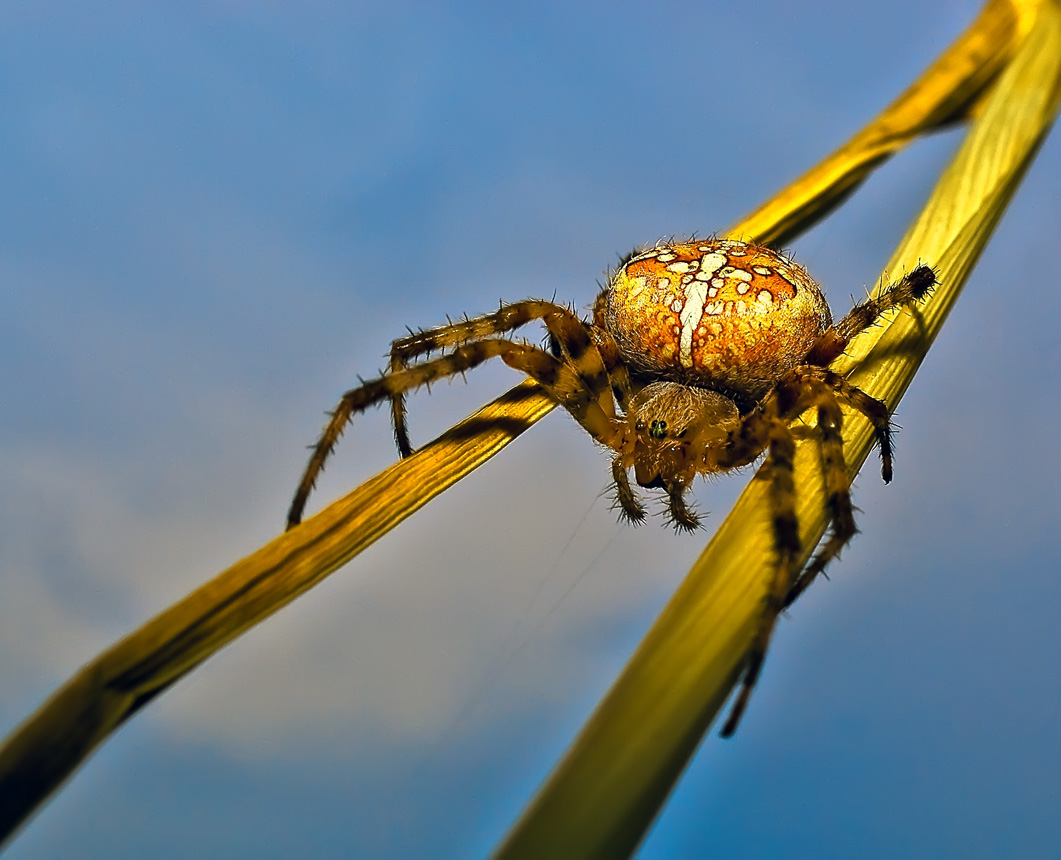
[600,239,832,401]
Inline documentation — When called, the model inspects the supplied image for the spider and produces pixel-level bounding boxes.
[286,238,936,734]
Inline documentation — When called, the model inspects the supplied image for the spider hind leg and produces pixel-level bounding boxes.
[834,264,937,344]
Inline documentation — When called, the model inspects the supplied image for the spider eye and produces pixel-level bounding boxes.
[649,419,668,439]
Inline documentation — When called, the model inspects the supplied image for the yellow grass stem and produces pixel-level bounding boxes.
[493,2,1061,857]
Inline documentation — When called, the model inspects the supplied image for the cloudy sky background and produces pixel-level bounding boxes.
[2,1,1060,857]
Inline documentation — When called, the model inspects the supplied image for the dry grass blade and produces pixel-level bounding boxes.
[493,3,1061,858]
[0,384,553,845]
[0,0,1040,850]
[736,0,1028,247]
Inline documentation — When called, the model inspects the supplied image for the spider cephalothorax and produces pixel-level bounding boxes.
[287,237,936,733]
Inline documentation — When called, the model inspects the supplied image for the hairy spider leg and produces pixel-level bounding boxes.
[789,366,895,482]
[780,369,895,607]
[288,339,557,528]
[711,369,893,734]
[805,265,937,367]
[288,307,630,529]
[783,400,860,610]
[589,329,636,412]
[720,418,800,737]
[388,299,602,457]
[531,307,625,443]
[762,269,938,610]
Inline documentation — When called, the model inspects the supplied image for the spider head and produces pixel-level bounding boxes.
[626,381,740,487]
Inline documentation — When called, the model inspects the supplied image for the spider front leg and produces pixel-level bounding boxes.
[592,332,635,414]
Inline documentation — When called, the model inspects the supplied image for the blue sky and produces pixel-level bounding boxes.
[2,1,1060,857]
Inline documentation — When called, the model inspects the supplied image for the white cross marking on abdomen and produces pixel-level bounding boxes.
[679,251,727,367]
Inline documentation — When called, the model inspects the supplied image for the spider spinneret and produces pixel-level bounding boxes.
[287,237,936,733]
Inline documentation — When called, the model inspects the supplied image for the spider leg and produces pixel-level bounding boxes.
[792,367,895,483]
[820,370,894,483]
[288,336,569,529]
[720,419,799,737]
[388,300,574,456]
[805,265,937,366]
[611,457,647,525]
[531,307,632,447]
[785,400,859,608]
[387,299,620,457]
[290,304,630,529]
[593,332,634,412]
[713,375,864,733]
[388,363,414,458]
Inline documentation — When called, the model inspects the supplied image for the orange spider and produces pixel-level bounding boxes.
[287,238,936,733]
